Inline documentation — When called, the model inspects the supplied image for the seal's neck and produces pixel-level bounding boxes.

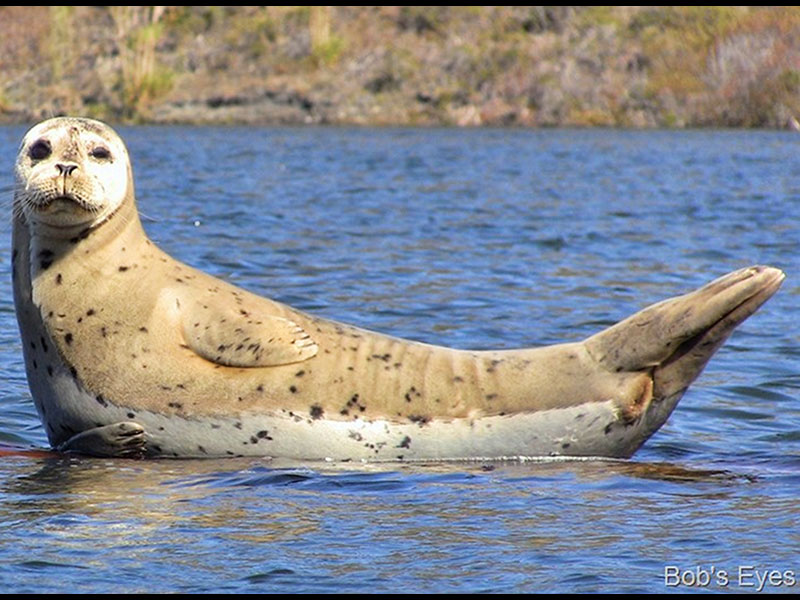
[26,195,148,269]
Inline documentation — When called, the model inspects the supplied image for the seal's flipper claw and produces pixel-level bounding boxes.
[57,421,146,458]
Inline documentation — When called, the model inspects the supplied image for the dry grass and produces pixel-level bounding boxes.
[0,6,797,127]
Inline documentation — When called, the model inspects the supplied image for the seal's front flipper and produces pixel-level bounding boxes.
[179,295,318,368]
[57,421,146,458]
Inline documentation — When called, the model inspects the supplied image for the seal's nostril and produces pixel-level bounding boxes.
[56,163,78,176]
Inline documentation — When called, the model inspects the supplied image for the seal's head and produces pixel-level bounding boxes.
[14,117,132,234]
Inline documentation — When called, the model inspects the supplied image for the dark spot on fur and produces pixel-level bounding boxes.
[69,366,77,379]
[32,359,38,370]
[256,384,264,393]
[95,394,108,407]
[64,333,73,345]
[168,402,183,409]
[289,385,297,394]
[139,326,148,333]
[408,414,429,426]
[310,404,324,419]
[127,412,136,418]
[295,370,305,377]
[40,336,48,353]
[234,422,242,429]
[69,228,91,244]
[604,423,614,435]
[55,273,62,285]
[198,445,207,454]
[118,265,129,272]
[40,259,52,270]
[47,366,53,376]
[398,436,411,449]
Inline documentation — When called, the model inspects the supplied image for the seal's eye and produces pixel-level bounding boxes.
[90,146,112,160]
[29,139,52,161]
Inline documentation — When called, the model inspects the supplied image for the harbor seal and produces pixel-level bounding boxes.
[12,117,785,460]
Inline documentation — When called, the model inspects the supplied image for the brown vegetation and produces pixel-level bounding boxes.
[1,6,798,128]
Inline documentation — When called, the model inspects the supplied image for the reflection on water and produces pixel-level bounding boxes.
[0,126,798,592]
[0,453,796,593]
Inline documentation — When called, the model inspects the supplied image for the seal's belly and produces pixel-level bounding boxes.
[122,397,652,460]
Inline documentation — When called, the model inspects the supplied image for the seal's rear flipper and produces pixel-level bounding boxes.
[585,265,783,381]
[57,421,146,458]
[583,265,784,452]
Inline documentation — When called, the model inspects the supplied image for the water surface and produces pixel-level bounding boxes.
[0,126,798,593]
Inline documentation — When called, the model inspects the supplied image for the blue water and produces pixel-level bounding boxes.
[0,125,798,593]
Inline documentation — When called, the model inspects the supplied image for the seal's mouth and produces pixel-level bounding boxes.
[36,194,83,210]
[26,192,102,231]
[33,194,97,219]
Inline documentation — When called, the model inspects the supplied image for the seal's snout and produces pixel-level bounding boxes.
[56,163,79,177]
